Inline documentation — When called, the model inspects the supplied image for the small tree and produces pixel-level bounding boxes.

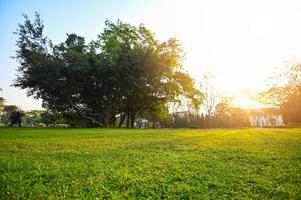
[8,111,23,127]
[214,98,233,128]
[0,88,5,113]
[200,73,217,128]
[2,105,20,125]
[24,110,43,126]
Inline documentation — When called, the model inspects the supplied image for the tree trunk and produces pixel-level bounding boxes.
[126,112,130,128]
[102,115,110,128]
[130,112,136,128]
[109,115,116,128]
[152,120,156,128]
[118,113,126,128]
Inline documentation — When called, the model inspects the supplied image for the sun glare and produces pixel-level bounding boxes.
[137,0,301,109]
[232,93,264,109]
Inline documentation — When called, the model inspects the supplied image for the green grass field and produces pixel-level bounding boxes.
[0,128,300,199]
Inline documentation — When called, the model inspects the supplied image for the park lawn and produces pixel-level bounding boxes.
[0,128,300,199]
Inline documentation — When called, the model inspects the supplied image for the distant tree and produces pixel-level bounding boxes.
[13,13,203,128]
[41,110,65,127]
[140,103,171,128]
[211,97,251,128]
[201,73,217,128]
[172,111,190,128]
[214,98,233,128]
[9,111,23,127]
[258,61,301,124]
[2,105,23,126]
[0,88,5,113]
[199,114,205,128]
[0,98,4,113]
[283,85,301,124]
[230,107,250,127]
[3,105,19,114]
[24,110,43,126]
[2,105,19,124]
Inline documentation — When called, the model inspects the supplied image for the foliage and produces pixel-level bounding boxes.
[140,103,172,128]
[23,110,43,126]
[13,13,203,128]
[41,111,66,127]
[230,107,251,127]
[0,88,4,113]
[258,61,301,124]
[0,98,5,114]
[172,111,190,128]
[214,98,233,128]
[0,128,300,199]
[283,85,301,123]
[1,105,22,125]
[205,98,250,128]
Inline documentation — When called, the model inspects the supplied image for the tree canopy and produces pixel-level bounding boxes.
[257,61,301,124]
[13,13,203,127]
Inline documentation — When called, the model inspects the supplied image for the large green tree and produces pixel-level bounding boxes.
[14,13,203,127]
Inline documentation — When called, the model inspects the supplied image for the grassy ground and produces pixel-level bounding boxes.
[0,128,300,199]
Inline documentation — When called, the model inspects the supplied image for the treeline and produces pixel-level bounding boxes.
[0,94,292,128]
[0,101,248,128]
[0,105,249,128]
[170,101,250,128]
[0,95,254,128]
[0,106,64,127]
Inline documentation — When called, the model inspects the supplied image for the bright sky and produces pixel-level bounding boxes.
[1,0,301,110]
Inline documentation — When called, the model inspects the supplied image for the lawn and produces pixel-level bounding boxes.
[0,128,300,199]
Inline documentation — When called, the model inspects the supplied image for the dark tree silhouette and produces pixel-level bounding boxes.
[13,13,203,127]
[9,111,22,127]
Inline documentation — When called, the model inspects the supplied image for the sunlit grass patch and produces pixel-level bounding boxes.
[0,128,300,199]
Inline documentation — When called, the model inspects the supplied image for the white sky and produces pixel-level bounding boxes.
[139,0,301,91]
[1,0,301,110]
[136,0,301,108]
